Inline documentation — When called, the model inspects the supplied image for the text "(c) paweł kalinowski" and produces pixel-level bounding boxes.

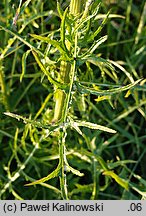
[20,202,104,212]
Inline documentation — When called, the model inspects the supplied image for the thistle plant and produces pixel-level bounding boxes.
[0,0,145,200]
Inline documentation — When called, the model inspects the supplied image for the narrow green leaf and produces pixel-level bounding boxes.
[124,89,132,98]
[109,60,134,83]
[30,34,70,59]
[103,170,129,190]
[95,14,125,20]
[19,0,32,16]
[69,116,83,136]
[86,55,115,71]
[0,22,43,56]
[61,8,68,52]
[20,50,31,82]
[57,1,63,18]
[81,0,97,19]
[75,120,116,133]
[75,4,100,32]
[0,11,54,59]
[4,112,59,132]
[94,95,111,102]
[81,35,108,58]
[70,149,91,163]
[71,184,93,195]
[25,164,61,186]
[96,156,109,171]
[89,35,108,54]
[4,112,67,139]
[34,94,53,120]
[76,79,142,96]
[4,112,45,128]
[23,11,54,28]
[11,189,23,200]
[129,182,146,198]
[71,123,83,136]
[132,173,146,187]
[32,51,67,89]
[88,10,111,42]
[108,160,136,169]
[67,165,84,177]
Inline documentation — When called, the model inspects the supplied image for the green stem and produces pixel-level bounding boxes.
[53,0,82,123]
[53,62,70,122]
[58,31,77,201]
[62,59,76,122]
[59,128,68,200]
[54,0,83,200]
[70,0,83,15]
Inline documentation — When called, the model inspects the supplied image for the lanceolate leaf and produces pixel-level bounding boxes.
[25,162,84,186]
[25,164,62,186]
[88,10,111,42]
[89,35,108,54]
[0,22,43,56]
[103,170,129,190]
[30,34,70,59]
[57,1,63,18]
[67,164,84,177]
[96,156,109,171]
[81,35,108,58]
[76,79,142,96]
[69,116,83,136]
[4,112,44,128]
[75,120,116,133]
[108,160,136,169]
[4,112,59,132]
[85,55,115,70]
[75,4,100,32]
[20,50,31,82]
[60,7,68,52]
[32,51,67,89]
[71,122,83,136]
[19,0,32,16]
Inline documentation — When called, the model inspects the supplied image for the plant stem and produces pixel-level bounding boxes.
[54,0,83,200]
[59,128,68,199]
[53,0,82,123]
[53,62,70,122]
[70,0,83,15]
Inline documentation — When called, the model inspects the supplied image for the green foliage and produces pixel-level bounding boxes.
[0,0,146,200]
